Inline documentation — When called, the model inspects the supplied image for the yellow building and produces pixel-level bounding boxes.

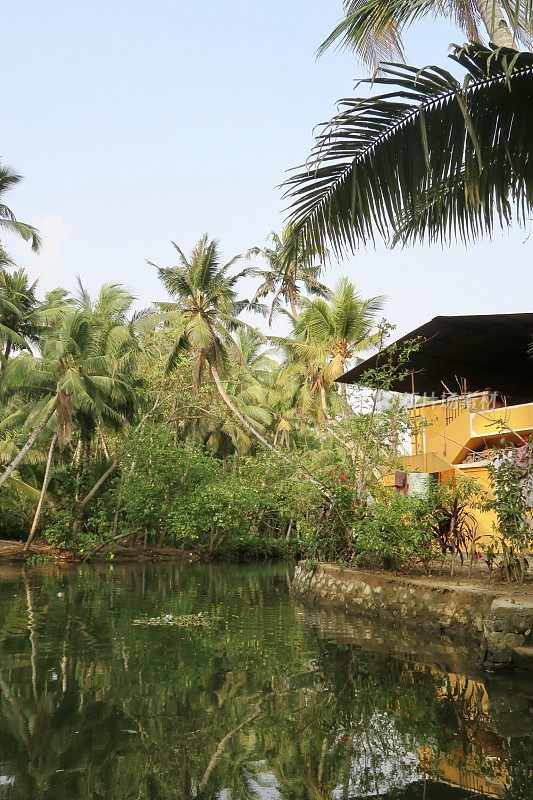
[338,314,533,540]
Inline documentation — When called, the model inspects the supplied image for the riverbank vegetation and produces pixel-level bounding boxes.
[0,197,484,564]
[0,221,392,558]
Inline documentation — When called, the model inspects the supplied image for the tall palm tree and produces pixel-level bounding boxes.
[318,0,531,69]
[215,329,275,454]
[74,278,136,331]
[297,278,384,380]
[0,270,74,378]
[278,343,336,424]
[0,308,138,491]
[0,270,69,368]
[152,235,283,453]
[72,279,139,453]
[152,236,332,494]
[264,364,303,447]
[284,43,533,256]
[280,279,384,418]
[249,226,328,323]
[231,327,277,383]
[0,269,40,366]
[0,164,41,252]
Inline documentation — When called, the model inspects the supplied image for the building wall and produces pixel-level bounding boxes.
[455,463,498,542]
[400,398,533,545]
[411,399,533,466]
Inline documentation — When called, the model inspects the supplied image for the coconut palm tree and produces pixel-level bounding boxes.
[0,269,74,378]
[279,279,384,419]
[74,278,136,334]
[72,279,139,455]
[213,329,275,454]
[296,278,384,380]
[151,234,280,453]
[0,308,138,493]
[284,43,533,257]
[0,269,40,366]
[278,345,336,424]
[319,0,531,69]
[0,269,66,369]
[152,236,332,495]
[0,276,76,542]
[249,226,328,323]
[0,164,41,252]
[266,368,302,447]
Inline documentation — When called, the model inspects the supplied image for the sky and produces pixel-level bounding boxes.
[2,0,531,340]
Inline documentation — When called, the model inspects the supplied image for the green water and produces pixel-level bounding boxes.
[0,562,531,800]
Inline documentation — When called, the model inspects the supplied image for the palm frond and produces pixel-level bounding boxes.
[317,0,408,67]
[318,0,533,69]
[166,332,190,374]
[285,43,533,254]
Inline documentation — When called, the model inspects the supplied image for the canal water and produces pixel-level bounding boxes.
[0,562,531,799]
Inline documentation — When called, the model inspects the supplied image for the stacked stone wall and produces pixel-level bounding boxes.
[292,562,533,672]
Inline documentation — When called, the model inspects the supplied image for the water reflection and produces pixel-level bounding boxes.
[0,562,531,799]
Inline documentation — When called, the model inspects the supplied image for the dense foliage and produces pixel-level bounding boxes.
[0,169,495,568]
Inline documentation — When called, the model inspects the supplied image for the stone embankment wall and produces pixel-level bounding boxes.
[292,562,533,672]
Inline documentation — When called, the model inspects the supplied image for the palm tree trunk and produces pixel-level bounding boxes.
[475,0,515,47]
[320,387,330,419]
[190,351,206,440]
[23,576,39,699]
[340,383,353,419]
[197,707,261,794]
[71,459,119,538]
[0,401,56,490]
[193,351,205,396]
[210,364,329,495]
[24,432,57,552]
[78,460,118,512]
[289,291,298,319]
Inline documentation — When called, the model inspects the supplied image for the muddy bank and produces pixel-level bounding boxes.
[0,538,199,564]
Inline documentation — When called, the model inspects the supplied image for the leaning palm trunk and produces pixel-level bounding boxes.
[211,363,282,452]
[197,707,262,794]
[71,459,119,539]
[210,364,329,495]
[70,393,165,539]
[288,290,298,320]
[24,432,58,552]
[475,0,515,47]
[0,401,57,490]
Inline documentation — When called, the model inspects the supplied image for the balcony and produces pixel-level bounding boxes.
[411,393,533,467]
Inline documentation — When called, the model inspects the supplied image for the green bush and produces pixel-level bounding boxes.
[352,493,435,569]
[112,428,316,558]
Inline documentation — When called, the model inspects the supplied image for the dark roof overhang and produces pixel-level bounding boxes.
[337,314,533,404]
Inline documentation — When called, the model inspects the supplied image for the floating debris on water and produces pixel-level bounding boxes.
[132,612,215,628]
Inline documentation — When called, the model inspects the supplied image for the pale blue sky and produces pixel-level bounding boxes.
[2,1,531,338]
